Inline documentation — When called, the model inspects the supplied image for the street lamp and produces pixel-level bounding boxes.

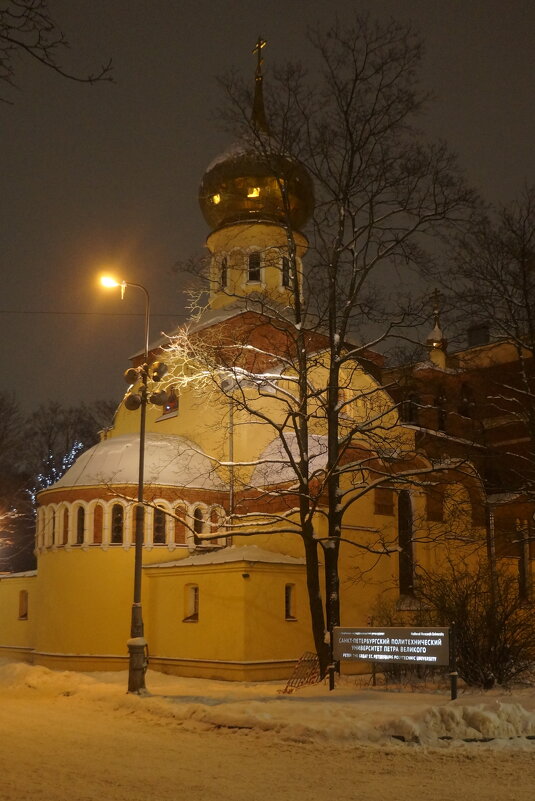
[100,274,164,694]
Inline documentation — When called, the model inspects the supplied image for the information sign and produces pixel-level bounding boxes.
[333,626,450,666]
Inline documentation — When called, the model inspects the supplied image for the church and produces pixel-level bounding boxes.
[0,53,530,683]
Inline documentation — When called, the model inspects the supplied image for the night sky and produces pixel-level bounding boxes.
[1,0,533,412]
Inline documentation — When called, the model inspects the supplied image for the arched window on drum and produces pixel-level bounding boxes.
[193,507,205,544]
[174,504,187,545]
[75,507,85,546]
[110,504,124,545]
[62,507,69,546]
[93,504,103,545]
[153,506,167,545]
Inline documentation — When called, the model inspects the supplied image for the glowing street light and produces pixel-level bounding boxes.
[100,274,156,694]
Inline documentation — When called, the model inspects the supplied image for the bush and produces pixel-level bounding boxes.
[373,562,535,689]
[417,562,535,688]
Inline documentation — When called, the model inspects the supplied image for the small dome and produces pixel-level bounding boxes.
[48,434,226,491]
[199,141,314,232]
[251,433,327,486]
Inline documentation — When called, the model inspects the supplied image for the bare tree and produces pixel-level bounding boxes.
[24,399,116,494]
[1,0,112,101]
[436,187,535,497]
[170,16,477,675]
[1,397,116,571]
[0,392,31,571]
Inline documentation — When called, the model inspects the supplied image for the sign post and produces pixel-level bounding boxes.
[333,626,456,699]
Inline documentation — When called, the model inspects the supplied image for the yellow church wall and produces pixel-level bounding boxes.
[0,574,36,662]
[206,222,308,311]
[144,559,309,680]
[32,549,133,665]
[144,562,246,667]
[239,563,310,659]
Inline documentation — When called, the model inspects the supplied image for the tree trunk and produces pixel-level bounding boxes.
[302,531,329,676]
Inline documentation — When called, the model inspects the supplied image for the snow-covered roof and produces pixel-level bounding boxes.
[487,491,522,505]
[146,545,306,569]
[0,570,37,580]
[250,434,328,486]
[50,434,227,491]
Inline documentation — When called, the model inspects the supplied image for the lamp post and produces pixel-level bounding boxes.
[101,275,151,694]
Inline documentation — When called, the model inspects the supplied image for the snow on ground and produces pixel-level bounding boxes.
[1,659,535,748]
[2,661,535,801]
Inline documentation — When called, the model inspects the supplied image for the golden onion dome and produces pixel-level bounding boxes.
[199,142,314,232]
[200,38,314,232]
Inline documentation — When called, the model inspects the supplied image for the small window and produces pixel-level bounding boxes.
[281,256,291,288]
[470,490,486,528]
[18,590,28,620]
[76,507,85,545]
[153,506,166,545]
[458,383,474,418]
[164,387,179,415]
[494,519,520,559]
[398,490,414,596]
[111,504,124,545]
[374,488,394,515]
[401,393,420,424]
[248,251,261,282]
[285,584,296,620]
[435,393,447,432]
[183,584,199,622]
[221,256,228,289]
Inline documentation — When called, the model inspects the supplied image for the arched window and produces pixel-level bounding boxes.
[36,508,45,549]
[193,507,204,544]
[76,507,85,546]
[93,504,103,545]
[221,256,228,289]
[398,490,414,596]
[153,506,167,545]
[174,505,186,544]
[248,251,261,282]
[62,508,69,545]
[111,504,124,545]
[210,507,220,536]
[44,506,55,547]
[132,505,145,545]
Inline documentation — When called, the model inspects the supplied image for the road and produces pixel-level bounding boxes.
[1,693,534,801]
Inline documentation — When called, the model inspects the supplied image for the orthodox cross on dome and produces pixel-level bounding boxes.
[251,36,269,133]
[253,36,267,77]
[432,288,441,327]
[427,288,447,366]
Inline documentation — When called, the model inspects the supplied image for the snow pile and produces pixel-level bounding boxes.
[382,700,535,744]
[1,660,535,748]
